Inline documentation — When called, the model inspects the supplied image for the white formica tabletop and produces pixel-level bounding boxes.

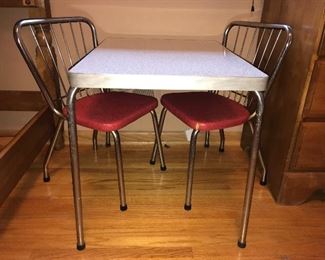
[68,37,268,91]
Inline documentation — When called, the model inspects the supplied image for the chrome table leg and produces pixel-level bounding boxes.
[238,91,264,248]
[67,87,85,250]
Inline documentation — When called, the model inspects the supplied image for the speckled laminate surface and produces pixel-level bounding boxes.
[69,37,268,91]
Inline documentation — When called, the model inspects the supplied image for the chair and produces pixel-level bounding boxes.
[14,16,166,213]
[150,21,292,247]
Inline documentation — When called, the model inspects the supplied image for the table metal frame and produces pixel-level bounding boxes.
[67,37,268,250]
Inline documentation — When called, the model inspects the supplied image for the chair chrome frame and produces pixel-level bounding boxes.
[205,21,293,185]
[151,21,292,248]
[14,16,166,250]
[14,16,99,182]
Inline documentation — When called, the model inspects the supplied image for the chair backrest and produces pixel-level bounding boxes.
[14,17,99,118]
[217,21,292,106]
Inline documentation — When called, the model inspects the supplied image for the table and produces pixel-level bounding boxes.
[69,37,267,91]
[67,37,268,249]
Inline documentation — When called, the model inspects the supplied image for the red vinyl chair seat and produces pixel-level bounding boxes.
[161,92,250,131]
[64,92,158,131]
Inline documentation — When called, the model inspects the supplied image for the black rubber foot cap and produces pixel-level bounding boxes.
[219,148,225,152]
[149,160,156,165]
[260,180,267,186]
[184,204,192,211]
[77,243,86,251]
[43,176,50,182]
[105,143,111,147]
[120,205,128,211]
[204,144,210,148]
[160,166,167,171]
[237,240,246,248]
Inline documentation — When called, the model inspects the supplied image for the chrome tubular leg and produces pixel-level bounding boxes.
[67,87,85,250]
[150,110,167,171]
[238,91,264,249]
[248,121,267,185]
[204,131,210,147]
[219,129,225,152]
[111,131,128,211]
[105,132,111,147]
[150,108,167,165]
[184,129,200,211]
[92,130,98,150]
[43,118,64,182]
[258,149,267,185]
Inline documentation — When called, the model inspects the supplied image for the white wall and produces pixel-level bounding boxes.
[0,0,264,132]
[51,0,263,41]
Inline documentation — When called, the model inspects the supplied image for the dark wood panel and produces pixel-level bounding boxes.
[0,0,51,18]
[290,122,325,170]
[0,0,38,7]
[0,90,45,111]
[258,0,325,200]
[0,107,53,206]
[303,58,325,118]
[276,171,325,205]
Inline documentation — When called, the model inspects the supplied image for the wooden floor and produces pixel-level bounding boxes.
[0,132,324,259]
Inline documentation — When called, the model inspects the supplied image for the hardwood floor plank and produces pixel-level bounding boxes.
[0,134,324,259]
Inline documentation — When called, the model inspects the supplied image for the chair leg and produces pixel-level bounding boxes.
[43,118,64,182]
[258,150,267,185]
[150,110,167,171]
[219,129,225,152]
[248,121,267,185]
[111,131,128,211]
[150,108,167,165]
[92,130,98,150]
[105,132,111,147]
[184,129,200,211]
[204,131,210,147]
